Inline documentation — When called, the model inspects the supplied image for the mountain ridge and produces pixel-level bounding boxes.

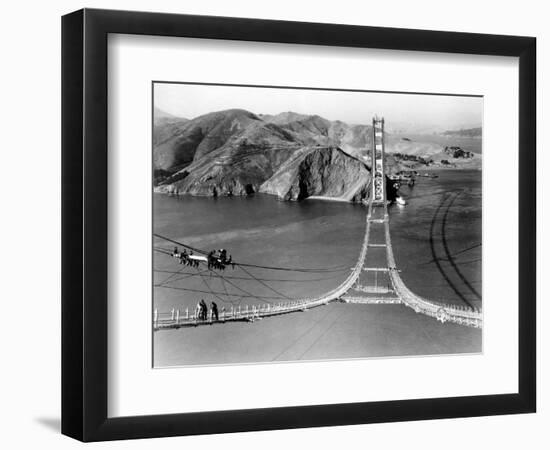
[153,108,478,201]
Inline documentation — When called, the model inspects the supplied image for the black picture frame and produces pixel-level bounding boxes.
[61,8,536,442]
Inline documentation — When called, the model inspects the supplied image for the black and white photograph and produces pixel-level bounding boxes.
[152,82,483,367]
[0,0,543,447]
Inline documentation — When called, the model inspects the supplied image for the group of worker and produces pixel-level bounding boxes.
[171,247,201,268]
[195,299,220,322]
[207,249,234,270]
[170,246,235,271]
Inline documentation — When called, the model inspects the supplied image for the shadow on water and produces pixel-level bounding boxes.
[441,192,482,302]
[428,191,476,309]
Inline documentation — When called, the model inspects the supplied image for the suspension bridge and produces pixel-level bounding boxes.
[153,117,482,330]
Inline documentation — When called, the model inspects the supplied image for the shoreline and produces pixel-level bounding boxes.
[305,195,355,203]
[153,167,481,201]
[153,189,361,204]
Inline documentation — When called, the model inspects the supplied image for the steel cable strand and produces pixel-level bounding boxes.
[196,266,230,306]
[237,264,292,301]
[153,247,192,285]
[152,269,349,284]
[216,270,243,308]
[153,233,351,273]
[162,269,210,285]
[206,267,276,305]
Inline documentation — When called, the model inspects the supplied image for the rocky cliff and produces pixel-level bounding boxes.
[260,146,370,201]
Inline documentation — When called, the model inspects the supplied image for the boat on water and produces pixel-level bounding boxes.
[396,196,407,206]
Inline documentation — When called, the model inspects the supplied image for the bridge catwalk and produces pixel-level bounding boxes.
[154,201,482,330]
[154,116,482,330]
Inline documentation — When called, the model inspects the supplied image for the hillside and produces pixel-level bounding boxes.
[153,108,479,201]
[262,112,372,159]
[153,109,376,200]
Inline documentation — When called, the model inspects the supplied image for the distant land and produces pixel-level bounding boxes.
[153,108,481,201]
[441,127,482,138]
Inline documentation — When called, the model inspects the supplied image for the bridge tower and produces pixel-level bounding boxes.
[371,116,386,205]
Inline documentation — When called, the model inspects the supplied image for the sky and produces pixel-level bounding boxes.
[154,82,483,133]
